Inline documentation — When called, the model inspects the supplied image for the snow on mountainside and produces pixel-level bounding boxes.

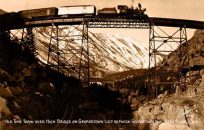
[88,32,150,72]
[13,26,152,76]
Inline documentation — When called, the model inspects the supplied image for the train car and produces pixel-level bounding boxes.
[97,7,117,16]
[58,5,96,17]
[18,7,58,19]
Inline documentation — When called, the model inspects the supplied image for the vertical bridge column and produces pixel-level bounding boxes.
[47,21,90,86]
[25,27,35,56]
[148,24,188,97]
[79,19,90,86]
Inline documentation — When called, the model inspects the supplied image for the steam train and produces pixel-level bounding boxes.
[0,4,148,27]
[16,4,148,19]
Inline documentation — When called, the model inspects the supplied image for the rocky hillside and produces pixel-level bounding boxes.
[0,30,136,129]
[161,30,204,68]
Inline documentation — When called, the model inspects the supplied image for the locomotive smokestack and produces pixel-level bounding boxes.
[138,3,142,10]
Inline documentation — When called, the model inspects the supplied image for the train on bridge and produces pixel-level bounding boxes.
[0,4,148,25]
[18,4,148,19]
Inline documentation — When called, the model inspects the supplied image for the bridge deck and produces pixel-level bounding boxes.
[1,16,204,30]
[151,17,204,29]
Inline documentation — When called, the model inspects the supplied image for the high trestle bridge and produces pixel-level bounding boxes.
[1,14,204,97]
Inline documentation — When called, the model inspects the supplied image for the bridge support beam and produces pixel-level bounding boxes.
[24,27,36,56]
[148,25,188,97]
[79,20,90,86]
[46,20,90,86]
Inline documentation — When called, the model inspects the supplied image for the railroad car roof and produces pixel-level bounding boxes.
[59,5,95,7]
[99,8,117,10]
[18,7,58,12]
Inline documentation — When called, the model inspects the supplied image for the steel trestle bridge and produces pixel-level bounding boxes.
[1,15,204,96]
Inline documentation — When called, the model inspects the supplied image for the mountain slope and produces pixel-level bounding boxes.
[13,26,153,77]
[160,30,204,68]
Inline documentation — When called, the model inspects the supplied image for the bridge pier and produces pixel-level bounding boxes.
[46,20,90,86]
[148,25,188,97]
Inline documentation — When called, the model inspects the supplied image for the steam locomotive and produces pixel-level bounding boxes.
[98,3,148,18]
[118,4,148,18]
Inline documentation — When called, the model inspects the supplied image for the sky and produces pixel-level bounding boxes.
[0,0,203,47]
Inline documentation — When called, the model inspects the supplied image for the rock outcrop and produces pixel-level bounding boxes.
[131,30,204,130]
